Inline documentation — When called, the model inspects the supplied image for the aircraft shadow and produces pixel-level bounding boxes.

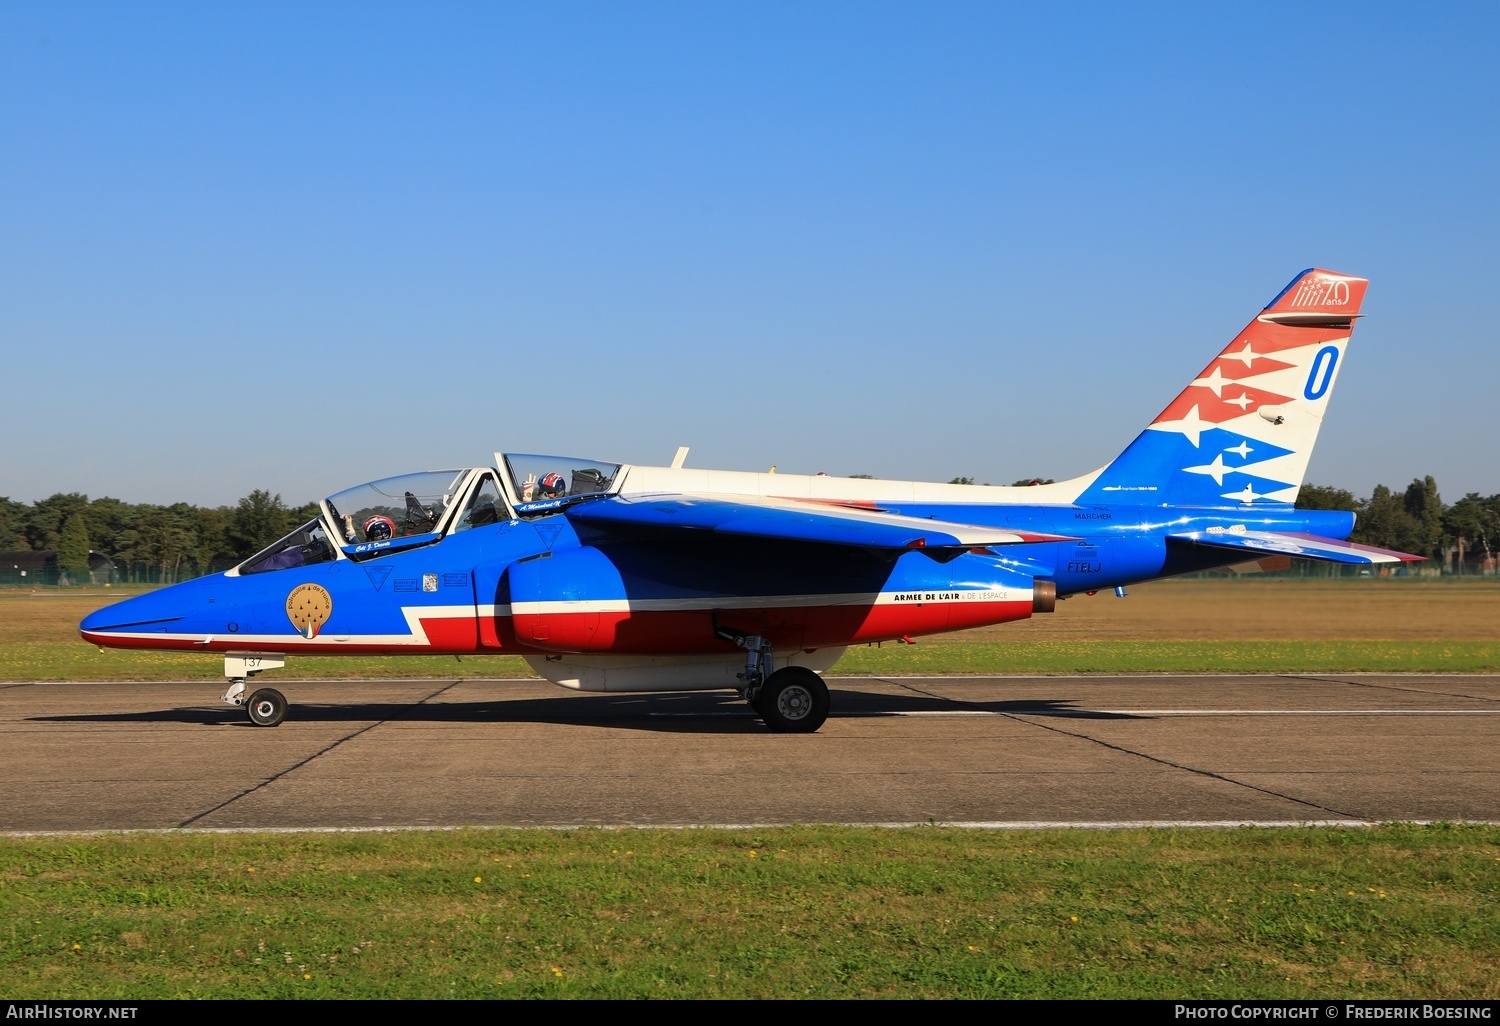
[28,687,1142,733]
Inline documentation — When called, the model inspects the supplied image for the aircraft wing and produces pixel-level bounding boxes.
[565,493,1075,556]
[1167,529,1424,565]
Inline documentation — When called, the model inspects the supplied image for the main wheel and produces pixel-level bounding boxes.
[757,667,830,734]
[246,688,287,727]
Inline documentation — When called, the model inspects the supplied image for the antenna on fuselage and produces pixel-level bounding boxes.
[671,446,690,469]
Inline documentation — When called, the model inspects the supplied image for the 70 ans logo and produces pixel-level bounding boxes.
[1289,278,1351,308]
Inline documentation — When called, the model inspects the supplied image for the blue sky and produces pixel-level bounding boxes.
[3,2,1496,506]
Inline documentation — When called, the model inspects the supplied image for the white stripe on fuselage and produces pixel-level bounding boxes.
[505,587,1032,616]
[88,588,1033,647]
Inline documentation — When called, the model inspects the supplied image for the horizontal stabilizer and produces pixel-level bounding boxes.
[568,494,1075,556]
[1168,529,1423,565]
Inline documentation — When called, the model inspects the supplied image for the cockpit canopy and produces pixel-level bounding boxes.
[501,454,621,505]
[239,518,340,576]
[233,455,625,575]
[325,470,468,544]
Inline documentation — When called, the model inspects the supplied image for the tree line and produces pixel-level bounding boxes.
[0,490,319,584]
[3,475,1497,585]
[1297,476,1498,568]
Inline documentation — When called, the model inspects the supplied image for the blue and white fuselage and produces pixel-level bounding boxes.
[80,269,1420,731]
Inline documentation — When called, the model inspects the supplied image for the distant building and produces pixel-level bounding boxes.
[0,550,117,586]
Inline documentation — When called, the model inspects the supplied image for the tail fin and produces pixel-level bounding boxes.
[1077,268,1368,507]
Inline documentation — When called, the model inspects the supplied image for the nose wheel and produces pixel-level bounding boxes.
[246,688,288,727]
[222,655,289,727]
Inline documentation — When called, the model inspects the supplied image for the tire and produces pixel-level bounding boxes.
[246,688,288,727]
[757,667,830,734]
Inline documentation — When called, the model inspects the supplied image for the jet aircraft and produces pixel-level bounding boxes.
[81,268,1420,732]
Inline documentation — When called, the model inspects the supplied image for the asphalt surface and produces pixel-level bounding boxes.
[2,674,1497,832]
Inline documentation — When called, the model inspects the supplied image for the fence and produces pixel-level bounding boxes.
[0,561,241,589]
[2,559,1493,591]
[1180,561,1492,581]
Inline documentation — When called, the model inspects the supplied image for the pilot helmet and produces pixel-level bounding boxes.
[539,472,566,498]
[364,515,396,542]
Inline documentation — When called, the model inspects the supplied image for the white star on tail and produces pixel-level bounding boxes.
[1149,403,1209,447]
[1226,441,1254,459]
[1225,392,1254,410]
[1222,484,1266,503]
[1224,341,1260,366]
[1184,454,1231,485]
[1192,366,1229,397]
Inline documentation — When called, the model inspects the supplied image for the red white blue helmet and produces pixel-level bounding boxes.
[363,515,396,541]
[539,472,566,497]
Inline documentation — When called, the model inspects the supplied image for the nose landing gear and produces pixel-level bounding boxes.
[222,654,289,727]
[245,688,288,727]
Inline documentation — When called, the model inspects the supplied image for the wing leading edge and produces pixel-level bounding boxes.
[1168,529,1424,565]
[566,494,1075,556]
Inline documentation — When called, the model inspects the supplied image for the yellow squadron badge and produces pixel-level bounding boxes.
[286,583,333,639]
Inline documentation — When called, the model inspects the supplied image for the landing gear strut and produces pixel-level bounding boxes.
[222,654,289,727]
[718,629,831,733]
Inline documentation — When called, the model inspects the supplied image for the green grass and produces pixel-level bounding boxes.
[2,825,1496,999]
[0,644,536,681]
[5,639,1496,682]
[835,640,1500,675]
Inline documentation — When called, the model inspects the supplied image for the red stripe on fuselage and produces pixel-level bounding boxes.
[506,599,1033,654]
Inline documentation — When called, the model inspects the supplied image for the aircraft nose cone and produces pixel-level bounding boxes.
[79,590,186,642]
[79,606,109,635]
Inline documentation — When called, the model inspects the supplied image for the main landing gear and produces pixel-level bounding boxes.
[753,666,830,733]
[722,631,831,733]
[222,654,289,727]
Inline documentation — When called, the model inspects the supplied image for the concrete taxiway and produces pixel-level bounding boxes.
[2,674,1497,832]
